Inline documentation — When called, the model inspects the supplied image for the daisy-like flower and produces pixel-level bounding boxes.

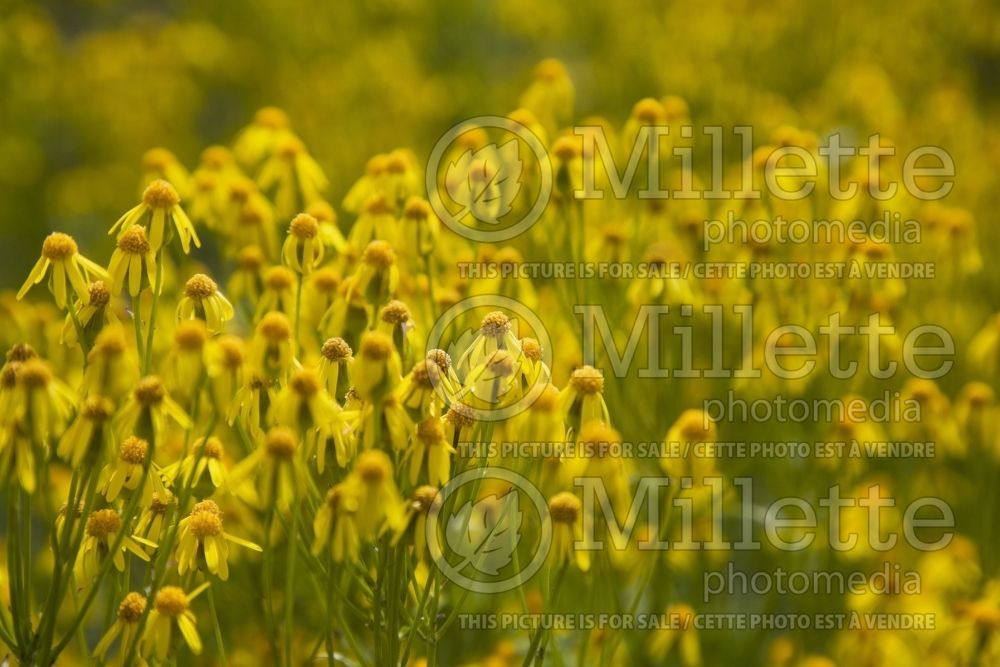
[281,212,324,275]
[309,408,355,473]
[227,182,278,259]
[74,508,155,585]
[345,392,413,451]
[455,311,524,377]
[12,358,74,443]
[109,179,200,254]
[311,483,361,563]
[548,492,590,571]
[134,490,174,546]
[98,435,165,502]
[443,402,477,449]
[305,200,347,255]
[391,485,440,563]
[108,226,157,297]
[399,196,439,259]
[233,106,294,169]
[17,232,108,309]
[256,265,296,317]
[0,417,37,492]
[61,280,120,347]
[175,500,261,580]
[303,267,341,330]
[349,240,398,310]
[207,335,245,414]
[396,359,449,422]
[228,245,266,304]
[176,274,234,333]
[142,583,209,661]
[248,311,294,378]
[269,367,338,432]
[166,320,208,400]
[228,372,274,439]
[406,417,455,486]
[318,337,353,402]
[56,395,115,467]
[83,325,137,401]
[347,193,398,250]
[114,376,192,444]
[257,135,329,218]
[141,147,191,198]
[559,365,611,435]
[345,449,404,538]
[352,331,402,401]
[240,426,304,509]
[93,591,147,661]
[376,299,415,362]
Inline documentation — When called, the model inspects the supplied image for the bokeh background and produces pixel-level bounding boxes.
[1,0,998,295]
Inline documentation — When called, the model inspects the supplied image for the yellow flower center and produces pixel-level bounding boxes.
[120,436,149,465]
[426,349,452,372]
[184,274,218,300]
[290,368,320,397]
[236,245,265,270]
[86,509,122,538]
[200,437,224,459]
[311,268,340,294]
[362,240,395,268]
[356,450,392,484]
[91,327,127,357]
[217,336,245,368]
[548,492,581,524]
[142,180,180,209]
[229,179,254,203]
[82,396,114,422]
[1,363,21,389]
[402,197,431,221]
[321,337,352,361]
[134,376,166,406]
[416,418,444,443]
[632,97,665,124]
[149,492,172,514]
[200,145,232,169]
[360,332,394,361]
[174,321,208,350]
[88,281,111,308]
[363,194,394,216]
[142,148,175,171]
[534,57,566,82]
[577,422,620,452]
[265,427,298,459]
[552,136,581,162]
[117,226,151,255]
[192,499,222,515]
[189,510,223,538]
[19,360,52,389]
[289,213,319,239]
[570,366,604,394]
[117,592,147,622]
[41,232,78,261]
[254,106,289,129]
[410,361,435,388]
[520,338,542,362]
[380,300,411,325]
[153,587,188,617]
[412,486,440,512]
[6,343,36,363]
[276,136,304,159]
[444,403,475,428]
[485,350,517,377]
[306,201,335,223]
[531,385,560,413]
[265,266,295,291]
[258,312,292,343]
[480,311,510,337]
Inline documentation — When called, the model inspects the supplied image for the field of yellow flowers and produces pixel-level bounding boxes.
[1,1,999,666]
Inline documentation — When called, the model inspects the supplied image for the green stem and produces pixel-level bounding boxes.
[143,250,164,376]
[284,493,301,667]
[207,581,228,666]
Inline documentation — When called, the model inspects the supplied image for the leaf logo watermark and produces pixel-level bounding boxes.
[427,467,551,594]
[427,116,552,242]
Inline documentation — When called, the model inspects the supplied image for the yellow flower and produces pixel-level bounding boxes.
[61,280,120,347]
[165,320,208,399]
[352,331,402,401]
[142,583,209,661]
[17,232,108,309]
[258,136,328,219]
[228,371,275,439]
[207,335,245,415]
[558,365,611,435]
[398,197,438,258]
[175,500,261,580]
[226,179,278,259]
[650,603,701,666]
[109,179,200,254]
[396,358,451,421]
[349,240,399,309]
[243,426,305,509]
[442,402,477,449]
[141,147,191,199]
[74,508,155,585]
[406,417,454,486]
[0,417,37,493]
[248,311,294,378]
[83,325,138,401]
[176,273,234,333]
[305,200,347,256]
[345,392,413,451]
[233,106,294,169]
[114,376,192,444]
[548,491,590,571]
[391,485,440,563]
[11,358,74,443]
[308,406,355,473]
[56,395,114,466]
[318,336,353,402]
[376,299,415,362]
[312,483,361,563]
[256,265,296,318]
[345,449,404,538]
[93,591,147,661]
[227,245,266,304]
[347,193,398,250]
[281,212,324,274]
[454,311,524,377]
[98,436,165,502]
[134,490,174,546]
[108,226,157,297]
[269,367,339,433]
